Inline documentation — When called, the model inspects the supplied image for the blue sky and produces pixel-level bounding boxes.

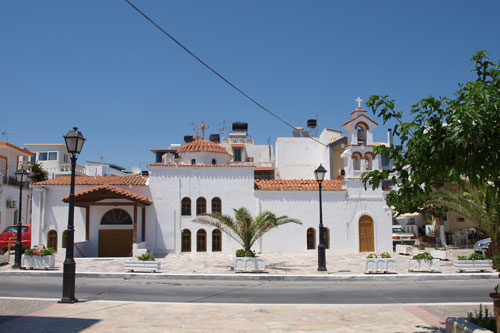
[1,1,499,171]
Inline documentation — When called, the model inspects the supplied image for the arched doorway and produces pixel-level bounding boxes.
[358,215,374,252]
[98,209,133,257]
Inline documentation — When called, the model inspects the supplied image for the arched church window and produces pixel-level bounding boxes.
[101,209,132,225]
[352,153,361,171]
[196,197,207,215]
[307,228,316,249]
[211,197,222,214]
[48,230,57,250]
[181,229,191,252]
[364,153,373,170]
[324,227,330,249]
[181,197,191,216]
[212,229,222,251]
[62,230,68,248]
[197,229,207,252]
[355,123,368,145]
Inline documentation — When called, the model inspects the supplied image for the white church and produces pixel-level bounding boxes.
[30,100,394,257]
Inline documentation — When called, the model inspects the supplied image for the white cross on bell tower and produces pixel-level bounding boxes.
[356,96,363,109]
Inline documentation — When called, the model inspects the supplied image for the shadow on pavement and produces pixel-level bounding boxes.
[0,316,100,332]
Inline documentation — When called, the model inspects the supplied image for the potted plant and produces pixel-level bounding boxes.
[454,253,492,272]
[124,252,161,272]
[408,252,441,272]
[430,248,452,261]
[21,246,56,269]
[194,207,301,273]
[363,252,397,273]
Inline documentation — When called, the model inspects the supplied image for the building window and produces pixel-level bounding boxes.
[181,197,191,216]
[381,152,390,167]
[307,228,316,249]
[457,217,465,222]
[233,148,242,162]
[196,197,206,215]
[64,154,69,163]
[48,152,57,160]
[197,229,207,252]
[323,227,330,249]
[365,156,373,170]
[212,229,222,252]
[30,156,36,163]
[181,229,191,252]
[48,230,57,250]
[191,159,196,165]
[62,230,68,248]
[39,152,48,161]
[212,159,216,165]
[101,209,132,225]
[211,197,222,214]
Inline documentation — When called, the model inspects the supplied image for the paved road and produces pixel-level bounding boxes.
[0,276,494,304]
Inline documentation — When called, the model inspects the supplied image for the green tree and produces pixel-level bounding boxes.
[361,51,500,217]
[426,184,500,257]
[193,207,301,255]
[29,162,48,183]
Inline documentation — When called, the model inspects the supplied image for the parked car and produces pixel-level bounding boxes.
[473,238,490,256]
[392,225,415,247]
[0,225,31,251]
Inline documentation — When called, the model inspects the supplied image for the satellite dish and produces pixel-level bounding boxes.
[131,166,141,174]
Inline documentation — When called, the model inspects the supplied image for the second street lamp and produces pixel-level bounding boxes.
[12,169,29,269]
[60,127,85,304]
[314,164,327,272]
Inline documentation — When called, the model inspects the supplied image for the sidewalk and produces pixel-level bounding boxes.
[0,248,496,281]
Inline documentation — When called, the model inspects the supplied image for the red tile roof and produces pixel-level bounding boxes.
[0,142,35,156]
[342,114,378,127]
[177,140,230,155]
[254,179,343,191]
[33,175,148,186]
[62,185,152,205]
[148,163,254,168]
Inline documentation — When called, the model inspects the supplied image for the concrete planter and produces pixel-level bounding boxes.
[21,254,55,270]
[124,260,161,272]
[430,249,452,261]
[453,260,492,272]
[363,258,397,273]
[408,259,441,272]
[395,245,413,255]
[234,257,266,272]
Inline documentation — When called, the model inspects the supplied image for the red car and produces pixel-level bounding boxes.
[0,225,31,251]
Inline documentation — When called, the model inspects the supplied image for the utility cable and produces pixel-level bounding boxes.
[122,0,328,147]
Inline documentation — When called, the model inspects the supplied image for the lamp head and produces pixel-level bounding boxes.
[314,164,327,182]
[64,127,86,155]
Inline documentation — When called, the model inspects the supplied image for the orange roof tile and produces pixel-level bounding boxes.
[254,179,343,191]
[0,142,35,156]
[342,114,378,127]
[33,175,148,186]
[177,140,230,155]
[148,163,254,168]
[62,185,152,205]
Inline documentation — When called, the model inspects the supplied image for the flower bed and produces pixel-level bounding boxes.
[363,253,396,273]
[234,257,266,272]
[454,253,492,272]
[21,247,56,270]
[408,252,441,272]
[124,252,161,272]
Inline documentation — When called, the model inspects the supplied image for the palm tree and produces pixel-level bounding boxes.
[426,183,500,257]
[193,207,301,255]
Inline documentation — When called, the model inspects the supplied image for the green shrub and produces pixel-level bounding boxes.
[457,255,468,260]
[235,249,245,257]
[24,247,56,257]
[244,250,255,257]
[413,252,433,260]
[467,304,495,331]
[469,253,486,260]
[366,253,376,258]
[381,252,391,258]
[492,254,500,272]
[137,252,155,261]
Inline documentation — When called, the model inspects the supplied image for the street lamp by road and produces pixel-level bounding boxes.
[60,127,85,304]
[314,164,327,272]
[12,169,29,269]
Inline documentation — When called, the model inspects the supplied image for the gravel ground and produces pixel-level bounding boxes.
[0,299,56,325]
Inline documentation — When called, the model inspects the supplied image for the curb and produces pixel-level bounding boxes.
[0,270,497,281]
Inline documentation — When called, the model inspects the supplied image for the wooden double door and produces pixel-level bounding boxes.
[98,229,133,257]
[359,215,375,252]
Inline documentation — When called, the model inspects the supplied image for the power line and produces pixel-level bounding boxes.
[122,0,327,147]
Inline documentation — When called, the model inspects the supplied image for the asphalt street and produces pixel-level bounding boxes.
[0,276,494,304]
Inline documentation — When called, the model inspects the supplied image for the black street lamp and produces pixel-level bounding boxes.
[60,127,85,304]
[12,169,29,269]
[314,164,327,272]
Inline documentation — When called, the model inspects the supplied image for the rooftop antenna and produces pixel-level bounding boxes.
[99,150,109,162]
[218,120,229,138]
[1,130,12,142]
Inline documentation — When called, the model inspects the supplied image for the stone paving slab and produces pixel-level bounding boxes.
[0,300,451,332]
[0,248,493,281]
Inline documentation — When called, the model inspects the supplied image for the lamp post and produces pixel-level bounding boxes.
[60,127,85,304]
[314,164,327,272]
[12,169,29,269]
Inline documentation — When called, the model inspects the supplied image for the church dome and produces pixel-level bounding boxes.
[177,140,230,155]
